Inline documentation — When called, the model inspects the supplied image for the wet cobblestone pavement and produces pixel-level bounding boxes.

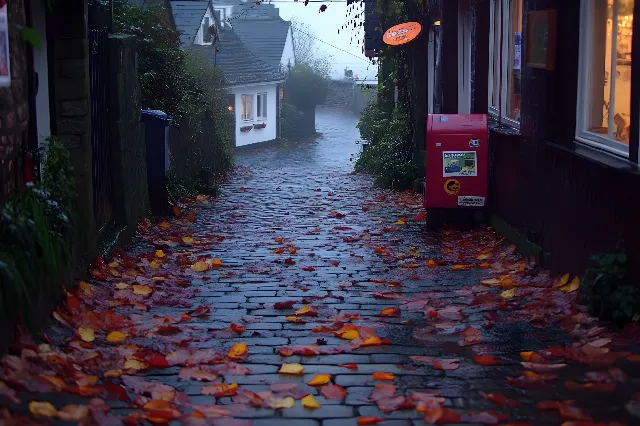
[1,108,640,425]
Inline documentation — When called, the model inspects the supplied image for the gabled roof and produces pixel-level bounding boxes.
[226,3,291,71]
[189,29,285,86]
[170,1,211,46]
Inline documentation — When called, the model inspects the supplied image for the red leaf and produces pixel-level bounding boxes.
[320,383,347,400]
[472,354,501,366]
[274,301,297,309]
[479,392,522,408]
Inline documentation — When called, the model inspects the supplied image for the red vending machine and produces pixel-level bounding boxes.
[425,114,488,210]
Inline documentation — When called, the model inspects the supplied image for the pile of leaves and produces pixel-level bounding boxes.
[354,101,417,188]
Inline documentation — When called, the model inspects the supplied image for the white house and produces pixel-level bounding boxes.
[175,0,295,147]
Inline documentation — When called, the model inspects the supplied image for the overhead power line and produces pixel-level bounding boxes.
[291,23,373,64]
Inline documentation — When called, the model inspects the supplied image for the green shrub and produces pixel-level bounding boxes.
[582,250,640,325]
[280,102,305,141]
[354,102,417,188]
[0,138,74,329]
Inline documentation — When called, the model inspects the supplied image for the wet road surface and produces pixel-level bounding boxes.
[1,108,639,425]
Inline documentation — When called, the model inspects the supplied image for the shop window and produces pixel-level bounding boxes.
[577,0,634,157]
[488,0,523,125]
[241,94,253,121]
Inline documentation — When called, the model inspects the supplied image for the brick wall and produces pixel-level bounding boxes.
[0,0,29,201]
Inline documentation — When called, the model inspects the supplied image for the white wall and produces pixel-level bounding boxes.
[281,26,295,71]
[232,83,278,147]
[194,8,214,45]
[32,4,50,147]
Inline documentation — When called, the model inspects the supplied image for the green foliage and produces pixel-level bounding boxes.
[280,102,306,141]
[0,139,75,329]
[582,250,640,325]
[354,101,417,188]
[285,63,330,111]
[114,0,233,188]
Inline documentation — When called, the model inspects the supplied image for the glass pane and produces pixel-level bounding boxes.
[613,0,633,143]
[247,96,252,119]
[507,0,523,121]
[490,0,501,109]
[257,95,262,118]
[263,94,267,118]
[241,96,246,120]
[588,0,633,145]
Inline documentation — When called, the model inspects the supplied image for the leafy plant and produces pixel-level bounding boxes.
[582,250,640,325]
[353,101,417,188]
[0,139,75,330]
[280,102,306,141]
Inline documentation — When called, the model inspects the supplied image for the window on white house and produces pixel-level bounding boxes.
[489,0,523,125]
[256,93,267,119]
[202,16,212,43]
[241,94,253,121]
[577,0,633,156]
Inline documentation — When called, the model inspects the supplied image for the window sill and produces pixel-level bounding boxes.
[488,117,521,136]
[546,140,640,175]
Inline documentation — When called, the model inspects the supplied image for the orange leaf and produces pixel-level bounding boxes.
[472,354,501,366]
[372,372,395,380]
[132,284,153,296]
[295,305,317,316]
[230,324,245,334]
[201,383,238,397]
[338,363,358,371]
[380,307,400,317]
[307,374,332,386]
[227,342,248,360]
[106,331,128,343]
[425,259,438,268]
[357,417,384,425]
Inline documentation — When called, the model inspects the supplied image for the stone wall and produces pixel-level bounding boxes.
[0,0,29,201]
[323,80,354,110]
[109,35,149,242]
[50,0,97,259]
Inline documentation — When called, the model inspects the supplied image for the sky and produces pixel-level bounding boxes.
[265,0,378,82]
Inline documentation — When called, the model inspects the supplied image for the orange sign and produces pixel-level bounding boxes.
[383,22,422,46]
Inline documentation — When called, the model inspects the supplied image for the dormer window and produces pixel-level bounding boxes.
[202,17,212,43]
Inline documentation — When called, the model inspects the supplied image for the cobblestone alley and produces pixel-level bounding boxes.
[1,108,639,426]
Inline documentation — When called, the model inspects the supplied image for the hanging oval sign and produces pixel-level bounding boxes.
[383,22,422,46]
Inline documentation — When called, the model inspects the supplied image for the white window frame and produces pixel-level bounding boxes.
[576,0,631,158]
[488,0,521,129]
[256,92,267,120]
[241,94,253,121]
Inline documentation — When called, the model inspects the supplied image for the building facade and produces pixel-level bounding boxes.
[425,0,639,278]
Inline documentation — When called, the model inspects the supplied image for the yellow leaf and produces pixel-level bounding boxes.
[395,220,406,225]
[132,284,153,296]
[301,394,321,409]
[41,375,66,390]
[191,261,210,272]
[78,281,93,295]
[286,316,305,323]
[500,288,515,299]
[481,278,501,286]
[554,272,570,288]
[269,396,295,409]
[115,282,129,290]
[279,363,304,375]
[155,250,165,258]
[295,305,314,316]
[105,370,123,378]
[183,237,194,244]
[159,221,171,230]
[228,342,248,360]
[29,401,57,417]
[476,253,491,260]
[78,327,95,343]
[149,260,162,269]
[307,374,331,386]
[211,259,223,267]
[338,329,359,340]
[559,276,580,293]
[124,359,148,371]
[106,331,128,343]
